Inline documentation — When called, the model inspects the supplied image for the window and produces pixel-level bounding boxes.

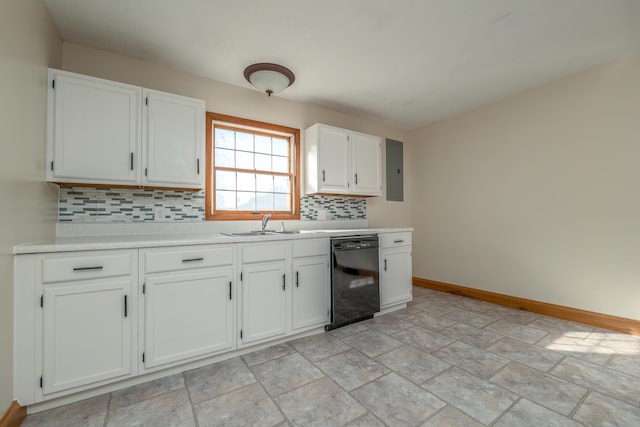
[206,113,300,221]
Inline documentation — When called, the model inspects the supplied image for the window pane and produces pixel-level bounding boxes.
[236,132,253,151]
[274,193,290,211]
[257,193,274,211]
[272,155,289,173]
[273,175,289,193]
[237,172,255,191]
[215,148,234,167]
[272,138,288,156]
[256,174,274,192]
[236,151,253,169]
[215,128,234,149]
[216,190,236,210]
[255,135,271,154]
[210,120,296,219]
[216,170,236,190]
[237,192,255,211]
[255,154,271,171]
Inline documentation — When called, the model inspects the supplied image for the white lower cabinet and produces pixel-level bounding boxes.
[239,238,331,345]
[240,261,287,345]
[14,236,336,406]
[142,268,234,369]
[42,279,134,396]
[238,242,288,346]
[291,239,330,331]
[379,232,413,309]
[13,249,139,402]
[140,245,235,371]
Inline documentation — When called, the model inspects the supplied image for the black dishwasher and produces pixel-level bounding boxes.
[326,235,380,330]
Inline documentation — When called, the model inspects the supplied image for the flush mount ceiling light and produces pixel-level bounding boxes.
[244,63,295,97]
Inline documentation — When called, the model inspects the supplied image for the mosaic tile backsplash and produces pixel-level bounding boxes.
[58,187,206,222]
[300,195,366,220]
[58,187,367,223]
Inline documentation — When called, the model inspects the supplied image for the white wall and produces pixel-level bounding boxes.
[0,0,61,411]
[410,53,640,320]
[61,43,413,228]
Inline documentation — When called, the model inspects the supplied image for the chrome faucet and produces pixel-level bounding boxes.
[261,214,272,231]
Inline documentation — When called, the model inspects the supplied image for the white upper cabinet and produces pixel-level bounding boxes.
[46,70,141,185]
[315,126,351,193]
[46,69,205,189]
[304,123,382,196]
[142,89,205,188]
[351,132,382,195]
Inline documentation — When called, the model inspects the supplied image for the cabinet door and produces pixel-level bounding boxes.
[292,255,330,330]
[241,261,287,345]
[380,247,413,308]
[318,126,351,193]
[352,132,382,196]
[42,279,134,395]
[47,70,141,184]
[143,268,234,369]
[143,90,205,188]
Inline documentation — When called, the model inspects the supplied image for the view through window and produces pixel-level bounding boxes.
[206,113,300,220]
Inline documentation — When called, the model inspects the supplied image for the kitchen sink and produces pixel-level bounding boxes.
[222,230,302,237]
[222,231,273,236]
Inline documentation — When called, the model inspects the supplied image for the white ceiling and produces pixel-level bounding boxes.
[44,0,640,130]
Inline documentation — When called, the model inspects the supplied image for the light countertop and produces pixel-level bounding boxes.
[14,227,413,254]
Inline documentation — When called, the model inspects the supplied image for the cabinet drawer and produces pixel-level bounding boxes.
[379,232,412,249]
[292,238,329,258]
[241,243,286,264]
[41,251,135,284]
[143,245,233,274]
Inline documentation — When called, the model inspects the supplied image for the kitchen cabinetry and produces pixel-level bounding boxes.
[15,250,137,401]
[140,245,235,371]
[291,239,330,331]
[239,242,288,346]
[379,232,413,309]
[351,132,382,195]
[142,89,205,188]
[12,234,341,407]
[304,123,382,196]
[46,69,205,189]
[46,70,141,185]
[42,280,134,396]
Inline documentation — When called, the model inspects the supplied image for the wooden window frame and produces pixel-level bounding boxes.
[205,112,300,221]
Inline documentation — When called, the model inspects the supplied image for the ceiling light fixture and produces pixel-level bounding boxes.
[244,63,295,97]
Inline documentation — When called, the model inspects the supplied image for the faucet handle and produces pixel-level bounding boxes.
[261,213,272,230]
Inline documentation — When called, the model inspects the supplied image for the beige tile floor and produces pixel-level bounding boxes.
[22,286,640,426]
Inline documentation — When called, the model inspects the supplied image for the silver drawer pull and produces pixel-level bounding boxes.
[182,257,204,263]
[393,240,405,244]
[73,266,103,272]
